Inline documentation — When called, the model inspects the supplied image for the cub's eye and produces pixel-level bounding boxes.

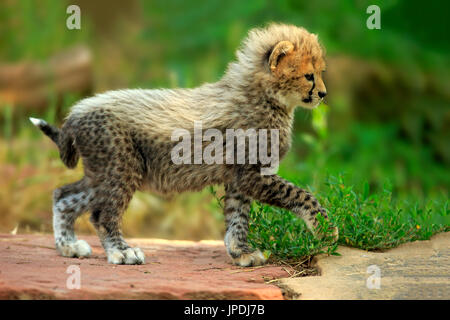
[305,73,314,81]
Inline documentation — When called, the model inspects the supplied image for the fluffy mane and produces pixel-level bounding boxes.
[226,23,322,79]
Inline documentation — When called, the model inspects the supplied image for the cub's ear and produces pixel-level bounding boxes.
[268,41,294,72]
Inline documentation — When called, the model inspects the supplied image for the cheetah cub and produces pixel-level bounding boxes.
[31,23,338,267]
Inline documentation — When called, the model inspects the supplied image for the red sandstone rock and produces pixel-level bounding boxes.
[0,234,288,300]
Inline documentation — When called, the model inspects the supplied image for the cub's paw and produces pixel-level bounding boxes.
[107,247,146,265]
[330,226,339,242]
[315,225,339,242]
[312,208,339,242]
[57,239,92,258]
[231,249,266,267]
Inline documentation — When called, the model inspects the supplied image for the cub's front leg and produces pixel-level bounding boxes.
[235,167,339,241]
[223,183,266,267]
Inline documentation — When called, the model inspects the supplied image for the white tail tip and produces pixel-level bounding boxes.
[29,117,45,127]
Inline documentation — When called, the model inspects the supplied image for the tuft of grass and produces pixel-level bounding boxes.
[325,175,448,250]
[248,174,449,262]
[248,202,339,261]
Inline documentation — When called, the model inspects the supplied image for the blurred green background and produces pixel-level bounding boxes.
[0,0,448,240]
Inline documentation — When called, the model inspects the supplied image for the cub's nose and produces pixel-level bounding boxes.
[318,91,327,98]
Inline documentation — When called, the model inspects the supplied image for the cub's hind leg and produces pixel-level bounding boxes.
[224,183,266,267]
[77,120,147,264]
[89,182,145,265]
[53,178,93,258]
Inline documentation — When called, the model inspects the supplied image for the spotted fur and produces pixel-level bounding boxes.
[31,23,337,266]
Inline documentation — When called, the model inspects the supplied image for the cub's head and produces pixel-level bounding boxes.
[267,35,327,109]
[236,24,327,110]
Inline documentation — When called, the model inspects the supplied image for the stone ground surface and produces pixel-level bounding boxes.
[280,232,450,300]
[0,234,289,299]
[1,232,449,300]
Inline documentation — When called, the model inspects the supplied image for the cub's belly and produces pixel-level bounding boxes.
[143,160,233,195]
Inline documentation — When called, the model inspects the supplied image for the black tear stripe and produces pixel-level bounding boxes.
[308,79,315,96]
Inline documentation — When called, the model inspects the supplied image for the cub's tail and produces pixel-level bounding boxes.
[29,117,79,168]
